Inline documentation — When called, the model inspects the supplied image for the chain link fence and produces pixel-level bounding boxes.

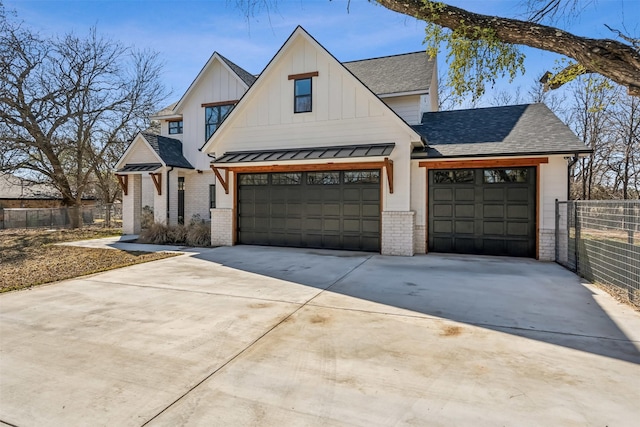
[0,204,122,230]
[556,200,639,307]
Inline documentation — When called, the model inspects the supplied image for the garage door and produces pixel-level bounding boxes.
[429,167,536,257]
[238,170,380,251]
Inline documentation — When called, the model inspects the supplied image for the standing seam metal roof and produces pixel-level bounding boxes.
[214,143,395,164]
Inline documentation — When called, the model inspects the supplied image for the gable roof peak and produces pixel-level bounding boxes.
[174,51,255,112]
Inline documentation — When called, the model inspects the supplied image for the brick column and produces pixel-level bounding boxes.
[381,211,415,256]
[211,208,233,246]
[414,224,426,254]
[538,229,555,261]
[122,174,141,235]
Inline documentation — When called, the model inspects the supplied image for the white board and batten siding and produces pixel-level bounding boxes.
[208,34,421,212]
[382,95,422,125]
[164,58,249,170]
[121,138,159,165]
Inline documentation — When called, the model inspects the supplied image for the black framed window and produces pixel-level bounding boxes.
[168,120,183,134]
[239,174,269,185]
[483,168,528,183]
[433,170,474,184]
[344,170,380,184]
[307,171,339,185]
[209,185,216,209]
[272,173,302,185]
[294,78,312,113]
[205,104,234,141]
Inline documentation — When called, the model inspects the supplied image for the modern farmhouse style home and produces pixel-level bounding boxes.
[115,26,589,259]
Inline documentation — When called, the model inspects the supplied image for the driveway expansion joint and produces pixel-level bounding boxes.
[140,255,373,426]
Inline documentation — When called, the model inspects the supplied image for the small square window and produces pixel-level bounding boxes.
[294,78,312,113]
[168,120,183,134]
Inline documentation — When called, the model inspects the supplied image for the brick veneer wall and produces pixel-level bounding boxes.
[123,175,141,235]
[538,229,555,261]
[210,208,233,246]
[381,211,415,256]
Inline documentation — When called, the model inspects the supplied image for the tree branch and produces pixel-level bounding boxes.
[376,0,640,96]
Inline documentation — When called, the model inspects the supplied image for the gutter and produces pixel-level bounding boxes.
[566,155,580,201]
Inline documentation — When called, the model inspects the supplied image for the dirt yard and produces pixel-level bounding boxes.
[0,228,177,292]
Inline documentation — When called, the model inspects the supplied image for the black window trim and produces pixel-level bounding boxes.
[168,120,183,135]
[294,77,312,114]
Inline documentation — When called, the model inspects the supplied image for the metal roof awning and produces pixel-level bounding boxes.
[117,163,162,173]
[213,143,395,164]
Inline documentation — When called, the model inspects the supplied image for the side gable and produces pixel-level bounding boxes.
[115,133,194,170]
[202,26,422,156]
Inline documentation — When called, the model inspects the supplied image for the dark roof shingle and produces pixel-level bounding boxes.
[142,133,194,169]
[219,54,257,87]
[411,104,590,158]
[343,52,435,96]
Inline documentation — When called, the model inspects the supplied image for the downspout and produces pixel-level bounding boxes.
[567,155,579,201]
[166,166,174,223]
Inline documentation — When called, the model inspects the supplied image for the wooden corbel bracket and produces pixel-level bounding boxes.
[149,172,162,195]
[383,157,394,194]
[115,174,128,196]
[211,165,230,194]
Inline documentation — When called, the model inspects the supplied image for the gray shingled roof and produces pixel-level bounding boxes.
[343,52,434,96]
[411,103,590,159]
[215,143,395,164]
[218,53,257,87]
[141,133,194,169]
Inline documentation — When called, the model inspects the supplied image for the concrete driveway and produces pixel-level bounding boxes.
[1,245,639,426]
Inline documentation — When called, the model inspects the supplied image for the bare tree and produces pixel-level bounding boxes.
[0,6,167,226]
[608,93,640,199]
[567,77,620,199]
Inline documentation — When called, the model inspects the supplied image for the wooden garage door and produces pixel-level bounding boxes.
[238,170,380,251]
[428,168,536,257]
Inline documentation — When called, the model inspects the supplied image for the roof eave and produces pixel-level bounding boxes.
[411,148,593,160]
[378,89,429,98]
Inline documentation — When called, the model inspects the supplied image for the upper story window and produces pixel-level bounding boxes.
[168,120,183,135]
[294,78,312,113]
[288,71,318,114]
[205,104,234,141]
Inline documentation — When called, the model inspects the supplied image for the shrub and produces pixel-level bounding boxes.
[138,215,211,247]
[139,223,170,245]
[141,206,154,229]
[186,221,211,247]
[168,225,187,243]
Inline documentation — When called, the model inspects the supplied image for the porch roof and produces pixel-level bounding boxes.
[213,143,395,164]
[117,163,162,173]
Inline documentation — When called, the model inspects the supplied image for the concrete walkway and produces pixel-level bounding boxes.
[1,245,639,426]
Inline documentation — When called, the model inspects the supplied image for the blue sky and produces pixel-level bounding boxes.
[4,0,638,105]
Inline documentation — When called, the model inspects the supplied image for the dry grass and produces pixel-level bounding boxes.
[0,228,178,293]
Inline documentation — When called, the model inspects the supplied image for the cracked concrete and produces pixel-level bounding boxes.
[1,245,639,426]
